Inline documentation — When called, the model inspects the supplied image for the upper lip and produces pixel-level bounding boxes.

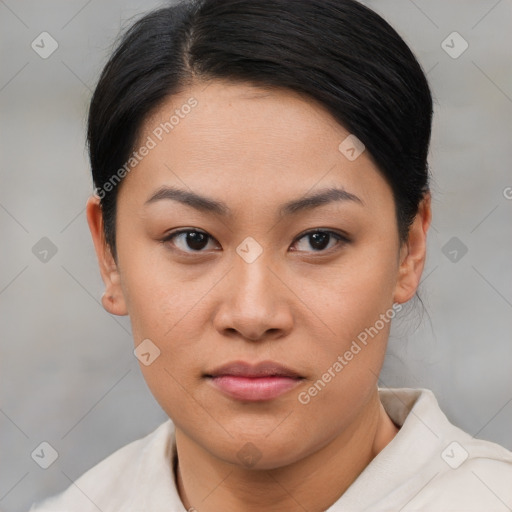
[205,360,303,378]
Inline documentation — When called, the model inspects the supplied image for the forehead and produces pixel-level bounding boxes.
[118,79,392,214]
[141,79,345,158]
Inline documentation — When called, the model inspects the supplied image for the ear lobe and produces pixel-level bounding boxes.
[86,194,128,316]
[393,193,432,304]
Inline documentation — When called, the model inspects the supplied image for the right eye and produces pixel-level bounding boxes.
[160,229,220,253]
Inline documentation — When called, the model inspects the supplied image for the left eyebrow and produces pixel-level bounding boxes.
[279,187,364,216]
[143,185,364,217]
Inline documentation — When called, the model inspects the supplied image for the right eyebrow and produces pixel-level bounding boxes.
[143,184,364,218]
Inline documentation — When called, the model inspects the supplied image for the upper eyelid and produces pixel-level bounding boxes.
[164,227,346,240]
[163,228,348,250]
[294,228,349,241]
[164,228,218,243]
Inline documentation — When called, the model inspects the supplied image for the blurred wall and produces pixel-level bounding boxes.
[0,1,511,510]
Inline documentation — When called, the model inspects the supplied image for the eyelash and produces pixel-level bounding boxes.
[160,228,350,255]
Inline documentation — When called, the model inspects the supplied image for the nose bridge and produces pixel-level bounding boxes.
[232,239,284,310]
[232,238,275,304]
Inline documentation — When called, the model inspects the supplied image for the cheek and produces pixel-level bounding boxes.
[292,252,398,442]
[118,239,203,338]
[124,267,209,418]
[120,251,219,398]
[305,235,398,343]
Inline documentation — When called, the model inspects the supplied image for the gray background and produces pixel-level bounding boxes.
[1,1,511,510]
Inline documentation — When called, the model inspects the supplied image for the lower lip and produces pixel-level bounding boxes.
[208,375,302,401]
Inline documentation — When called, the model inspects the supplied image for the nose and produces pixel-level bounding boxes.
[212,252,294,342]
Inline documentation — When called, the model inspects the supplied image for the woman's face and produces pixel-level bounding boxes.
[88,80,427,469]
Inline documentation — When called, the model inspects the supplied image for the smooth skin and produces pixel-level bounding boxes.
[87,79,431,512]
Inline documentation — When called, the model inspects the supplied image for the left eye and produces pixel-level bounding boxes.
[291,230,347,252]
[161,229,347,253]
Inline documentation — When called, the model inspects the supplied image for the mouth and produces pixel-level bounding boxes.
[204,360,305,402]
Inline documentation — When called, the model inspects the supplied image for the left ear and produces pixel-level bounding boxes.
[393,192,432,304]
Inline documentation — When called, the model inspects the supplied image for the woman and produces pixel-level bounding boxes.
[29,0,512,510]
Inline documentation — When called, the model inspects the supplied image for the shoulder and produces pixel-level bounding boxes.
[28,420,174,512]
[415,444,512,511]
[407,389,512,510]
[374,388,512,511]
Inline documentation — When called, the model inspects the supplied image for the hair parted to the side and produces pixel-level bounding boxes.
[87,0,433,263]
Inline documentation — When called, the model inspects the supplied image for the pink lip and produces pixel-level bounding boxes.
[205,360,304,401]
[208,375,302,401]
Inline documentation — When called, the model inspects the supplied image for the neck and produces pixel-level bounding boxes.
[175,390,399,512]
